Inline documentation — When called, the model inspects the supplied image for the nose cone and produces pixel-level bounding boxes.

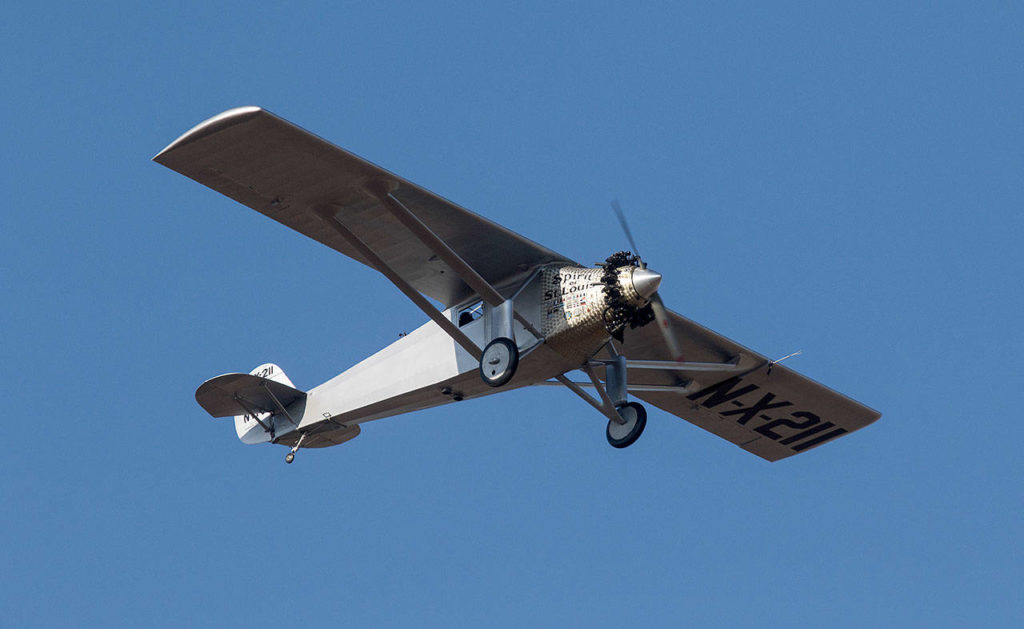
[630,268,662,300]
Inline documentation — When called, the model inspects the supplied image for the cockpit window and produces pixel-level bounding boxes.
[457,301,483,327]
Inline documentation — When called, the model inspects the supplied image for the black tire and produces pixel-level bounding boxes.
[479,337,519,387]
[606,402,647,448]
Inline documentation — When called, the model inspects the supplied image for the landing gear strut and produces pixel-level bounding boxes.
[285,432,307,464]
[575,347,649,449]
[479,299,519,387]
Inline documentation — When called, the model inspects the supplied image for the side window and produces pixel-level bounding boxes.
[457,301,483,327]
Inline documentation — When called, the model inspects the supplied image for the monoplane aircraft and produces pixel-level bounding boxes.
[155,107,880,464]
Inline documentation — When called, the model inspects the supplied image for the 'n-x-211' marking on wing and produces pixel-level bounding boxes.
[687,377,848,452]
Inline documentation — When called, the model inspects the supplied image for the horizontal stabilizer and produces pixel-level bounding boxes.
[196,372,306,418]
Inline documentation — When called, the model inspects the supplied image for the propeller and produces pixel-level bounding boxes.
[612,200,643,265]
[611,200,685,362]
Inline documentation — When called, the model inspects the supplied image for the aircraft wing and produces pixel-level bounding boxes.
[614,311,881,461]
[154,107,572,307]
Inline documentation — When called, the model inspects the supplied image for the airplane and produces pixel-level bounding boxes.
[155,106,880,464]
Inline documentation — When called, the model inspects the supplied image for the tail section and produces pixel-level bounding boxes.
[196,362,365,463]
[195,363,305,445]
[233,363,295,443]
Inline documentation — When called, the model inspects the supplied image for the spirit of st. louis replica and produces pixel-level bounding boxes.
[155,107,880,464]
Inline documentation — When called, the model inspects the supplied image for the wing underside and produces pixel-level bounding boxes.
[606,311,880,461]
[154,107,572,307]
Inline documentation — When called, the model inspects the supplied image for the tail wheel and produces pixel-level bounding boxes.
[606,402,647,448]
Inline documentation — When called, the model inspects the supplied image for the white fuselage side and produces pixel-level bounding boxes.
[273,262,651,448]
[279,309,574,447]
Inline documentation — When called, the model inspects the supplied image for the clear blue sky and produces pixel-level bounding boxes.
[2,2,1021,626]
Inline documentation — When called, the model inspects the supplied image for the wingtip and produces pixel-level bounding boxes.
[153,106,266,163]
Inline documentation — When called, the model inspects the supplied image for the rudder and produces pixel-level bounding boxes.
[233,363,296,444]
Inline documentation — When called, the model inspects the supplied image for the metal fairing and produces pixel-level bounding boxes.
[538,263,645,363]
[540,265,607,362]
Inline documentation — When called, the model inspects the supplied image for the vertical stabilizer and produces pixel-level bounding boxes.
[234,363,295,444]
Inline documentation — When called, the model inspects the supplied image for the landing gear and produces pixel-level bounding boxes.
[564,348,647,448]
[480,337,519,387]
[479,299,520,387]
[606,402,647,448]
[285,432,307,464]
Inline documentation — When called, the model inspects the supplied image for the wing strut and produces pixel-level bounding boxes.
[552,356,637,426]
[600,357,744,373]
[379,191,543,339]
[533,379,690,393]
[232,393,274,436]
[262,381,299,427]
[315,207,483,361]
[553,374,623,424]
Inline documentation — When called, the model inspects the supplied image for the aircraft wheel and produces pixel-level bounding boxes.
[285,452,295,464]
[480,337,519,387]
[606,402,647,448]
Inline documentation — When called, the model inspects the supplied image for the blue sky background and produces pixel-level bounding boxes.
[2,1,1021,626]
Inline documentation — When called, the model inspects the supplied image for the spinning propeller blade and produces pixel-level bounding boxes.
[612,200,643,265]
[650,293,684,362]
[611,200,685,362]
